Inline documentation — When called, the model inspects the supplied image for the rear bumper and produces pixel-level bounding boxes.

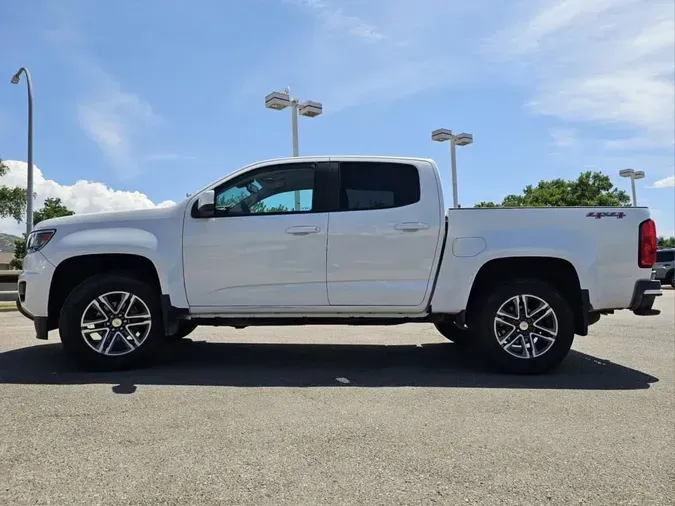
[629,279,662,316]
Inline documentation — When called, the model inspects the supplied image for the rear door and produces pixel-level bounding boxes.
[326,160,442,306]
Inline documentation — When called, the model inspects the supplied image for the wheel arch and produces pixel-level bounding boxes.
[466,256,588,335]
[48,253,163,330]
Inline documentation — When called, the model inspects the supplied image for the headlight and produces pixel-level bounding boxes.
[27,229,56,253]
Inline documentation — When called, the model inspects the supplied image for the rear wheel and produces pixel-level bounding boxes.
[469,278,575,374]
[58,274,164,371]
[434,322,473,346]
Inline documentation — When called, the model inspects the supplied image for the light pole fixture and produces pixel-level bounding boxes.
[11,67,35,236]
[431,128,473,208]
[265,87,323,211]
[619,168,645,206]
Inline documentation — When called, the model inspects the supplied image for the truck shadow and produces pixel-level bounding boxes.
[0,339,658,392]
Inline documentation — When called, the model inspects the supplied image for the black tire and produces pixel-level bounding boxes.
[58,274,164,371]
[469,278,575,375]
[434,322,473,346]
[665,271,674,288]
[166,321,198,341]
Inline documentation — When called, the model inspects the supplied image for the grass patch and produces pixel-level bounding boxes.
[0,301,16,312]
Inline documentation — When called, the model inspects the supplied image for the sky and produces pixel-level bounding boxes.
[0,0,673,237]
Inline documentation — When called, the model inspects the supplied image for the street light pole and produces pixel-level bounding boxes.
[291,98,299,157]
[290,98,300,210]
[619,169,645,206]
[432,128,473,208]
[449,136,458,209]
[11,67,34,236]
[265,88,323,211]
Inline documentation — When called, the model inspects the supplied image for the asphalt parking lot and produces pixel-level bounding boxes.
[0,291,673,506]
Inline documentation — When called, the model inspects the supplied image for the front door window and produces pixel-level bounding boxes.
[215,164,315,215]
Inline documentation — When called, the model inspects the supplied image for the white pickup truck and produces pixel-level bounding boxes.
[16,156,662,374]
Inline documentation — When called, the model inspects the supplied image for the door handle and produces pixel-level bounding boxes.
[285,226,320,235]
[395,222,429,231]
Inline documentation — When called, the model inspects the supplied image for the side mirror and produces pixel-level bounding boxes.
[196,190,215,217]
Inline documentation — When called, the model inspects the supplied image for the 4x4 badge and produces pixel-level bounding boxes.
[586,211,626,219]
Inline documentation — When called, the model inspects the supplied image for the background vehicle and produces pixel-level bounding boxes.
[654,248,675,287]
[16,156,662,374]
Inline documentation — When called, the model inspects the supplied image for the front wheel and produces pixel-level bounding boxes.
[666,271,675,288]
[469,279,575,374]
[166,321,198,341]
[58,274,164,371]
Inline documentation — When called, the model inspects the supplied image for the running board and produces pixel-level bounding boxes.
[187,315,443,328]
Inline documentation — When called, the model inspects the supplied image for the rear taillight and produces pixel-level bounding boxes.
[638,219,657,268]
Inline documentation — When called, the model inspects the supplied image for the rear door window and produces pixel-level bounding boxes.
[337,162,420,211]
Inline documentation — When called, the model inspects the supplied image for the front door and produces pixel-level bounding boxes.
[183,162,329,308]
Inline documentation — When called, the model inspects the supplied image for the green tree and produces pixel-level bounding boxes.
[658,236,675,248]
[10,198,74,269]
[9,237,26,270]
[216,192,289,214]
[0,158,27,222]
[475,171,631,208]
[251,201,289,214]
[474,201,498,208]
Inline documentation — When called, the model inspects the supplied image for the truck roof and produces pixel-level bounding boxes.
[251,155,436,165]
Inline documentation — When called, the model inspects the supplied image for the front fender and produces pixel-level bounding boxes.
[41,227,185,307]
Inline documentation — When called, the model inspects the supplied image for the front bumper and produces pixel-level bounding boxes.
[16,297,50,340]
[15,251,55,340]
[652,267,666,281]
[629,279,662,316]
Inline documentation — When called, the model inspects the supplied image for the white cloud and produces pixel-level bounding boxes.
[261,0,674,138]
[651,176,675,189]
[491,0,675,147]
[143,153,197,162]
[286,0,386,41]
[601,137,671,151]
[76,72,190,176]
[494,0,630,55]
[236,0,485,113]
[0,160,175,236]
[649,209,675,237]
[550,128,579,148]
[44,20,188,178]
[77,68,159,179]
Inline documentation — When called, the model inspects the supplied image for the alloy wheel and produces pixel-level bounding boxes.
[493,294,558,359]
[80,291,152,356]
